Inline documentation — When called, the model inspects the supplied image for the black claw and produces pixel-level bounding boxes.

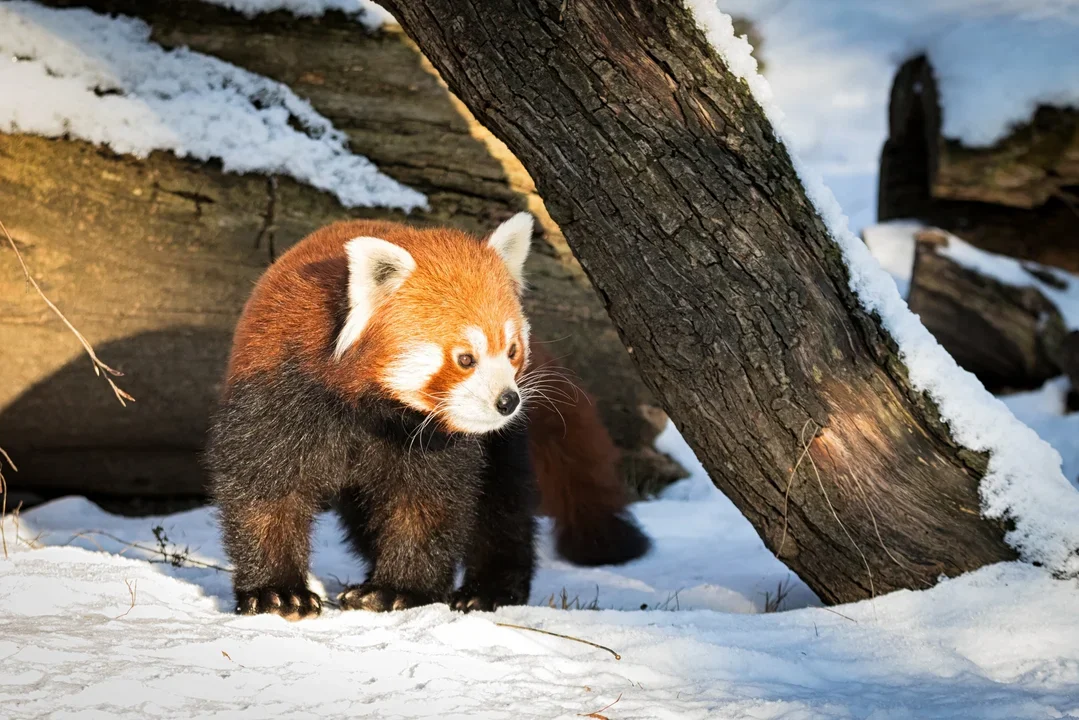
[449,587,518,613]
[235,587,322,619]
[338,584,436,612]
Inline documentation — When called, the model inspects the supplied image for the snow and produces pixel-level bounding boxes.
[685,2,1079,576]
[861,221,921,298]
[198,0,395,29]
[0,1,424,211]
[1003,378,1079,490]
[3,495,1079,718]
[710,1,1079,234]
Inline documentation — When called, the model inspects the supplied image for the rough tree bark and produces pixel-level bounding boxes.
[382,0,1018,603]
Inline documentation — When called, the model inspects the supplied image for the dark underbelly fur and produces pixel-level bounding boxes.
[205,365,536,618]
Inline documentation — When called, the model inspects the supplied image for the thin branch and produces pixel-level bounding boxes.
[1,218,134,405]
[63,530,231,572]
[496,622,621,660]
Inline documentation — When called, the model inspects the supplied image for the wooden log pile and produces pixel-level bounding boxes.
[879,55,1079,273]
[878,55,1079,399]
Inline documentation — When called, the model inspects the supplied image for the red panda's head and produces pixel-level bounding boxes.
[334,213,534,434]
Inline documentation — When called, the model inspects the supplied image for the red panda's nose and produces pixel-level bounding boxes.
[496,389,520,416]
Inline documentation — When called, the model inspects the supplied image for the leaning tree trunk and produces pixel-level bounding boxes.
[382,0,1018,603]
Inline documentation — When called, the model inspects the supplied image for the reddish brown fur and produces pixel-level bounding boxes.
[227,218,640,563]
[526,345,630,526]
[228,219,524,400]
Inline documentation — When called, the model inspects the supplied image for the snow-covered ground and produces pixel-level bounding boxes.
[4,455,1079,718]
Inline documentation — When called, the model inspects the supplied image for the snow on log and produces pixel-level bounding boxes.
[0,1,424,212]
[906,227,1073,393]
[382,0,1079,600]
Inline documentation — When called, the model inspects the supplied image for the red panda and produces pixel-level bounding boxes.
[206,213,649,618]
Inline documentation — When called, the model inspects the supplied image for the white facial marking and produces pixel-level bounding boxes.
[487,212,533,287]
[503,320,516,348]
[444,326,521,433]
[382,342,443,407]
[464,326,487,358]
[335,236,415,359]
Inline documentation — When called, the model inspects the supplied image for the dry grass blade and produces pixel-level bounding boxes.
[1,218,134,406]
[0,446,14,558]
[578,692,622,719]
[114,579,138,619]
[496,622,621,660]
[778,419,816,558]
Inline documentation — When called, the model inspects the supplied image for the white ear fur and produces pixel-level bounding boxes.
[334,236,415,359]
[487,212,533,286]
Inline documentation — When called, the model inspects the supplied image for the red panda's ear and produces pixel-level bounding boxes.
[334,236,415,359]
[487,212,533,288]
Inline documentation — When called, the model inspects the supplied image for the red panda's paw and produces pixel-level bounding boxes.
[338,584,440,612]
[235,587,322,620]
[449,586,526,613]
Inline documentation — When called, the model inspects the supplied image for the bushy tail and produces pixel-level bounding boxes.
[524,348,651,566]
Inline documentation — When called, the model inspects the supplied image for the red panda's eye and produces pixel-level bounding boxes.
[457,353,475,369]
[508,343,518,360]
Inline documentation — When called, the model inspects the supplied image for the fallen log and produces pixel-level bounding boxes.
[907,228,1072,393]
[1,1,685,501]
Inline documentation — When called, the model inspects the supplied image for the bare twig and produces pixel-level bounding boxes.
[11,502,44,549]
[804,447,877,605]
[0,446,13,558]
[578,692,622,719]
[221,650,247,669]
[763,576,792,613]
[778,419,816,557]
[114,579,138,619]
[63,529,231,572]
[820,606,858,623]
[1,218,134,406]
[496,622,621,660]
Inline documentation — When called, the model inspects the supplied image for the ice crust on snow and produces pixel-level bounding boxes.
[0,2,424,211]
[684,1,1079,575]
[2,498,1078,718]
[198,0,394,29]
